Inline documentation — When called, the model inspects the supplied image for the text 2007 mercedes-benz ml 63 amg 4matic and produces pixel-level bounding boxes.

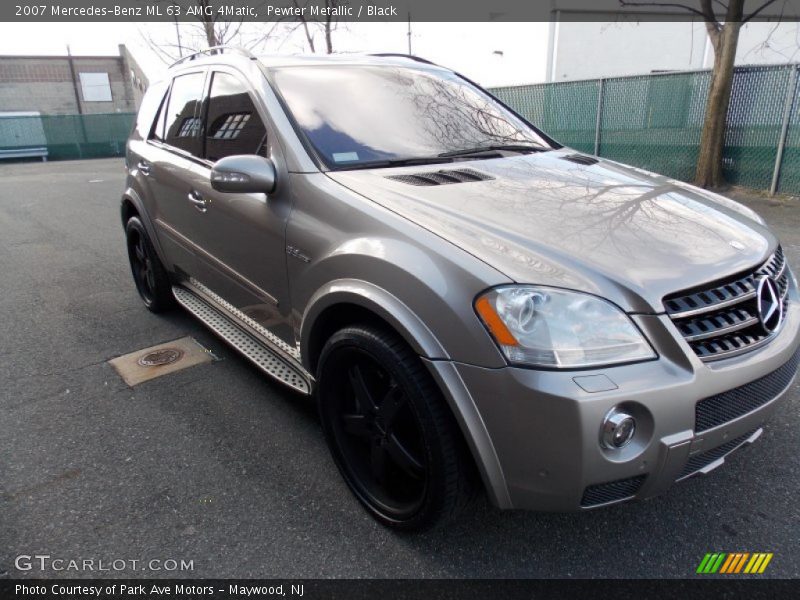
[121,48,799,530]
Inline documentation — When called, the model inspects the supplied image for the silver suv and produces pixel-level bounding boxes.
[122,48,799,530]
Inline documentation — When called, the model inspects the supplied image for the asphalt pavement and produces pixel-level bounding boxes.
[1,158,798,578]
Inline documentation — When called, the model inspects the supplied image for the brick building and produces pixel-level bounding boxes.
[0,44,148,115]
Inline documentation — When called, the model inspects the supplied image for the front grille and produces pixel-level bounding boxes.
[664,247,789,361]
[695,349,799,432]
[580,475,646,508]
[678,429,757,480]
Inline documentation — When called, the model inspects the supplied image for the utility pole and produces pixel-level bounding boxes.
[407,12,412,54]
[66,45,87,158]
[66,45,83,115]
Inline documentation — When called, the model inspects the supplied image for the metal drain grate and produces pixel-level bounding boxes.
[108,337,212,387]
[138,348,184,367]
[173,286,310,394]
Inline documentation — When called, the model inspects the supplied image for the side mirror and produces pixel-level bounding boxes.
[210,155,277,194]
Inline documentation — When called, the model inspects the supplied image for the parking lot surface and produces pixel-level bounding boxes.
[1,158,799,578]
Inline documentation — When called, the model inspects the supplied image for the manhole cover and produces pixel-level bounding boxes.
[137,348,184,367]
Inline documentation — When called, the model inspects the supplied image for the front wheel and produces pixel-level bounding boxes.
[316,325,473,530]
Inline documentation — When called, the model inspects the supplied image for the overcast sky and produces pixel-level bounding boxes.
[0,21,550,86]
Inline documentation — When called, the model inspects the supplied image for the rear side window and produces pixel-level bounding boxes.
[163,72,206,157]
[135,80,168,139]
[204,72,267,162]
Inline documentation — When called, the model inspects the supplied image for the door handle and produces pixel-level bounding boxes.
[137,161,151,176]
[187,190,209,213]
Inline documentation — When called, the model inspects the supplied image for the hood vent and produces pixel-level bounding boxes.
[386,168,493,186]
[561,153,599,166]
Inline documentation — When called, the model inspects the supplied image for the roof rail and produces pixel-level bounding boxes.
[170,46,257,68]
[368,53,438,66]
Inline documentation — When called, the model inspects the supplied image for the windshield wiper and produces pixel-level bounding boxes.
[438,144,548,158]
[337,156,455,170]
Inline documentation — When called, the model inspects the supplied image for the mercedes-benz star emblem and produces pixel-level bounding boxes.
[756,276,784,334]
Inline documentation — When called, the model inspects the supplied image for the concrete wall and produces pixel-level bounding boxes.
[119,44,150,110]
[548,20,800,82]
[0,48,146,115]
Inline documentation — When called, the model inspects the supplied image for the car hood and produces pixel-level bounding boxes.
[326,149,775,313]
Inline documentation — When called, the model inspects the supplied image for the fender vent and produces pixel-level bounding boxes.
[561,153,599,166]
[386,168,493,186]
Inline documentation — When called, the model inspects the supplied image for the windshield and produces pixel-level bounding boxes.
[271,65,551,169]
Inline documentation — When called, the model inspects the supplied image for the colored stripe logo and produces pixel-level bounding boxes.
[696,553,773,574]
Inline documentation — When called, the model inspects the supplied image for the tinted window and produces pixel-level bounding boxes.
[164,72,205,156]
[135,80,168,139]
[205,72,267,161]
[272,65,549,168]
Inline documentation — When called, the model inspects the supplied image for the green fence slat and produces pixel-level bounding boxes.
[0,112,135,161]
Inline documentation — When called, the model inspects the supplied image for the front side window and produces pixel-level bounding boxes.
[204,72,267,162]
[164,71,206,157]
[271,65,550,169]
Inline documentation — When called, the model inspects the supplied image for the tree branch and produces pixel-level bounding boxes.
[742,0,778,23]
[618,0,712,20]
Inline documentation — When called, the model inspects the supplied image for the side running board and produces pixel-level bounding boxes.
[172,285,311,395]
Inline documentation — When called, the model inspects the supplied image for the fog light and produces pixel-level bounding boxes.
[602,410,636,449]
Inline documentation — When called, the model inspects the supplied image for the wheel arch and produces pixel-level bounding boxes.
[301,279,448,375]
[301,279,511,509]
[120,188,169,269]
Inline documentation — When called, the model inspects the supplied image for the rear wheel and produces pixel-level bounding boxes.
[317,325,473,530]
[125,216,175,312]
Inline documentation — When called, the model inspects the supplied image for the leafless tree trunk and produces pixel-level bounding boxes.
[325,15,334,53]
[695,9,742,187]
[293,0,316,52]
[287,0,342,54]
[202,18,218,47]
[621,0,778,189]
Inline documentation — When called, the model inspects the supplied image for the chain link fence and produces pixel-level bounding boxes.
[2,65,800,195]
[0,112,134,162]
[491,63,800,195]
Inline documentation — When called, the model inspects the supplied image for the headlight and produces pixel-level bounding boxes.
[475,286,656,368]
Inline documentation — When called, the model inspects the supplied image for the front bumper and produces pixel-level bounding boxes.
[427,287,800,511]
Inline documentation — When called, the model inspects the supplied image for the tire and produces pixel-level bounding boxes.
[125,216,175,313]
[316,325,473,530]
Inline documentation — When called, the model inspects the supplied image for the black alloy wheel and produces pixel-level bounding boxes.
[317,325,473,530]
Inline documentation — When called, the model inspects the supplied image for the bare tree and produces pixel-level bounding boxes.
[292,0,316,52]
[141,1,288,63]
[620,0,779,188]
[289,0,345,54]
